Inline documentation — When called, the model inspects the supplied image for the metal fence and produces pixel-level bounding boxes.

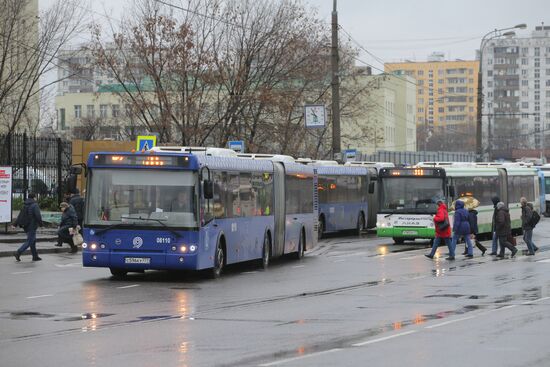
[0,133,72,203]
[362,150,475,165]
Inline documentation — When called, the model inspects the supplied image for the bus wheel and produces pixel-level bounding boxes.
[210,242,225,279]
[393,237,405,245]
[260,234,271,270]
[356,213,365,235]
[110,268,128,278]
[318,217,325,240]
[294,231,305,260]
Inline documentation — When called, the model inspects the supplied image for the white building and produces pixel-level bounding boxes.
[482,24,550,155]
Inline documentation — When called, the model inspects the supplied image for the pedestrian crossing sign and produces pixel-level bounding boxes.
[136,135,157,151]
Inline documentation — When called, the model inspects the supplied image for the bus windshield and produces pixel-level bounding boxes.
[85,169,198,228]
[380,177,444,214]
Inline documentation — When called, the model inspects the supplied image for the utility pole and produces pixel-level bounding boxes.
[476,58,483,162]
[331,0,341,160]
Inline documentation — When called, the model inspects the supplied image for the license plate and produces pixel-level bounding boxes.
[124,257,151,264]
[402,230,418,235]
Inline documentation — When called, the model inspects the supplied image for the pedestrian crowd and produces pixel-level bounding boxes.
[426,195,540,261]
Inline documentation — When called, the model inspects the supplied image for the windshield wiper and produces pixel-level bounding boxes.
[92,216,182,238]
[120,216,182,238]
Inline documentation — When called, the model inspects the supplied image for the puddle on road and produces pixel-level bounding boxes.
[424,294,488,299]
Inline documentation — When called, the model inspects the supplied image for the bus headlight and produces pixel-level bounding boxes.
[90,243,97,250]
[189,245,197,252]
[180,245,187,253]
[82,243,88,249]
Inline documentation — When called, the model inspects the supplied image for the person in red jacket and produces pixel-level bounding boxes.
[425,197,453,260]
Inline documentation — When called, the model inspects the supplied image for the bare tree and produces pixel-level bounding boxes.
[0,0,88,135]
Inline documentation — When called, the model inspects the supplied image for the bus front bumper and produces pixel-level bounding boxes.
[82,250,201,271]
[377,227,435,239]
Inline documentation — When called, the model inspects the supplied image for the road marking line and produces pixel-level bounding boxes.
[55,263,82,268]
[352,330,417,347]
[242,271,258,274]
[536,258,550,263]
[522,296,550,305]
[291,265,305,269]
[495,305,517,311]
[424,316,476,329]
[11,271,33,275]
[258,348,343,366]
[26,294,53,299]
[116,284,140,289]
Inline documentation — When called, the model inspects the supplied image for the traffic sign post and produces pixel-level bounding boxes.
[136,135,157,151]
[228,141,245,153]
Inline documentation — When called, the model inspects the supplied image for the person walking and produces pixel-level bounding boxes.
[520,197,539,256]
[56,202,78,253]
[495,201,517,258]
[461,207,487,255]
[488,196,500,256]
[69,189,85,229]
[13,193,44,262]
[425,198,453,260]
[450,200,475,258]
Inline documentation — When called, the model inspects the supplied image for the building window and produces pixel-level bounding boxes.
[522,58,528,65]
[522,102,529,109]
[100,104,108,118]
[86,105,95,118]
[418,70,424,76]
[74,105,81,118]
[522,69,528,76]
[418,89,424,95]
[522,80,529,86]
[59,108,66,130]
[535,47,540,56]
[112,104,120,117]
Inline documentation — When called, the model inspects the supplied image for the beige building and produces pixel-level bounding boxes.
[385,56,479,151]
[55,88,146,140]
[341,72,416,155]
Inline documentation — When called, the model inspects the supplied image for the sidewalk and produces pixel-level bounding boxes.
[0,227,76,258]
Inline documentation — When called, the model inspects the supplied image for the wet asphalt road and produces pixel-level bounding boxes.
[1,222,550,367]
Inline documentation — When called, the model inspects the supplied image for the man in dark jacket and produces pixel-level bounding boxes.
[495,202,517,258]
[462,208,487,255]
[520,197,538,255]
[69,189,85,228]
[489,196,500,255]
[13,193,44,261]
[56,202,78,253]
[450,200,475,258]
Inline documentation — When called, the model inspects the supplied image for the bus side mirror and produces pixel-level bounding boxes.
[368,181,375,194]
[203,180,213,199]
[70,166,82,175]
[448,186,455,198]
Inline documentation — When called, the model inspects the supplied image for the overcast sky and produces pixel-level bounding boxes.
[41,0,550,71]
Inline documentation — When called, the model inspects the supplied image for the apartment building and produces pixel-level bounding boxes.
[481,25,550,157]
[341,71,416,154]
[385,57,479,152]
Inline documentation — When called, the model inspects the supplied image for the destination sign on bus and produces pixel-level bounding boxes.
[381,168,443,177]
[92,154,190,168]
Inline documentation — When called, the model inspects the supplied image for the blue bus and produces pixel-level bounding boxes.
[313,164,372,238]
[79,147,318,278]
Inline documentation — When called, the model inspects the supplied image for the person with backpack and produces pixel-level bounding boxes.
[425,197,453,260]
[13,193,44,262]
[520,197,539,256]
[69,189,85,229]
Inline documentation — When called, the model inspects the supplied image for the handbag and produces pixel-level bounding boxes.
[72,232,84,246]
[508,234,517,246]
[437,216,449,231]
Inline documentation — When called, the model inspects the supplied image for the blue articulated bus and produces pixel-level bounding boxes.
[81,148,318,278]
[315,164,371,238]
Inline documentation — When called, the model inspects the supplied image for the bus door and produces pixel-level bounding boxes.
[366,168,378,229]
[272,162,286,257]
[498,168,508,205]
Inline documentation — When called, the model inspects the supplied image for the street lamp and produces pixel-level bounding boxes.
[476,23,526,161]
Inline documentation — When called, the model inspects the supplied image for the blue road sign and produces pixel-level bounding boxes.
[136,135,157,151]
[228,140,245,153]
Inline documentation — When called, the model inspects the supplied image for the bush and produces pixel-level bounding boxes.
[38,196,59,211]
[12,196,23,211]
